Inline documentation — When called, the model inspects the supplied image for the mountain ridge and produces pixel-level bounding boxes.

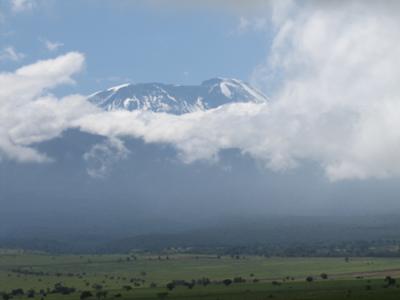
[88,78,268,114]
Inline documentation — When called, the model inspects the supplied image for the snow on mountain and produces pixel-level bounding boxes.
[88,78,268,114]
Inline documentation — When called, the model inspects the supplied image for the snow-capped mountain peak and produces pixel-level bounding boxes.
[107,83,131,92]
[88,78,268,114]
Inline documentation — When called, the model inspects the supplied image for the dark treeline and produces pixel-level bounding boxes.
[1,215,400,256]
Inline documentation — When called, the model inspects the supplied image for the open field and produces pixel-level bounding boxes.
[1,252,400,299]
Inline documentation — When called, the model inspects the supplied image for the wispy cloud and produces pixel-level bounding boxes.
[237,16,269,33]
[10,0,35,13]
[43,39,64,52]
[84,138,130,178]
[0,46,25,62]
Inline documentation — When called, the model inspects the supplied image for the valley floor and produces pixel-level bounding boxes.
[1,252,400,299]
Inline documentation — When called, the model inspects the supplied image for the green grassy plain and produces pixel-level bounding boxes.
[1,251,400,299]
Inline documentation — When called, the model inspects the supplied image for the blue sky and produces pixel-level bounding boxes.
[0,0,269,94]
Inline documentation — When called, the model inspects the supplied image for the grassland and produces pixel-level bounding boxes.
[1,251,400,299]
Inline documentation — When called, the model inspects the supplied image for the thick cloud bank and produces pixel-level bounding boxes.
[251,0,400,180]
[0,52,96,162]
[3,1,400,181]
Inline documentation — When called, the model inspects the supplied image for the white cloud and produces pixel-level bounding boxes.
[250,1,400,180]
[0,46,25,62]
[10,0,35,12]
[43,39,64,52]
[0,52,96,162]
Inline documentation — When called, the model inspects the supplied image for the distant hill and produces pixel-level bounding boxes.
[2,215,400,256]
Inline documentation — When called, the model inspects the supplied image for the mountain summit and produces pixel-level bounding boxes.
[88,78,268,114]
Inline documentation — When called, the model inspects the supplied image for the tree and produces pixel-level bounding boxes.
[233,277,246,283]
[186,282,195,289]
[52,283,75,295]
[198,277,210,286]
[385,276,396,287]
[166,282,175,291]
[222,279,232,286]
[27,289,36,298]
[320,273,328,280]
[11,289,24,296]
[2,294,11,300]
[306,276,313,282]
[80,291,93,300]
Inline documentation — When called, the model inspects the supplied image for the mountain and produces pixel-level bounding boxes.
[88,78,268,114]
